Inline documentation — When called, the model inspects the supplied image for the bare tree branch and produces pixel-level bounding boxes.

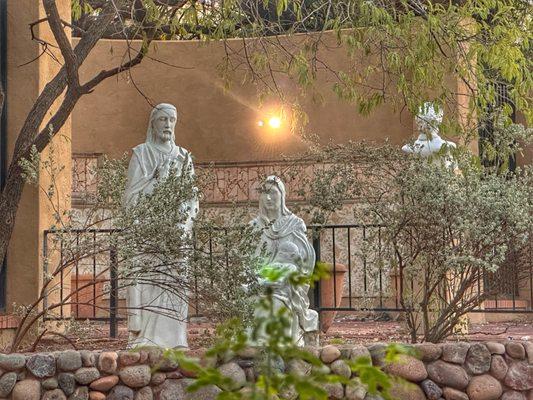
[43,0,80,89]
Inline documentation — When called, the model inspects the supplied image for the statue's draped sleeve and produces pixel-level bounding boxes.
[123,146,156,206]
[290,217,318,333]
[181,150,199,228]
[285,216,315,276]
[187,151,199,218]
[279,215,318,334]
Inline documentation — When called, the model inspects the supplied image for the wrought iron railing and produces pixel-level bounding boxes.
[42,228,121,338]
[311,224,533,314]
[43,224,533,338]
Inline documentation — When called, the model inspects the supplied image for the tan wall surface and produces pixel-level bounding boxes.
[73,35,415,162]
[516,112,532,166]
[6,0,71,312]
[5,1,41,311]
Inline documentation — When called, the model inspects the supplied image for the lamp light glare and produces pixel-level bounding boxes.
[268,117,281,129]
[258,120,264,127]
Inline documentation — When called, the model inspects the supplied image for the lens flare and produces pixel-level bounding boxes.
[268,117,282,129]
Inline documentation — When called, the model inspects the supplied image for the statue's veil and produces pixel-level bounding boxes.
[146,103,177,144]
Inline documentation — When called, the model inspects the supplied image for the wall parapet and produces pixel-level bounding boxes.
[0,341,531,399]
[71,154,372,206]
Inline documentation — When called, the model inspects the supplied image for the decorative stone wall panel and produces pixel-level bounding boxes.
[1,341,530,400]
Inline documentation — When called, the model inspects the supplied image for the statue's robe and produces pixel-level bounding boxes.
[124,142,198,348]
[251,213,319,345]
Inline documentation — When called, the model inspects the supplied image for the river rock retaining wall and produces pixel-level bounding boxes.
[0,341,531,400]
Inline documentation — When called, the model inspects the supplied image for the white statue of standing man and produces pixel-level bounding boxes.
[123,103,199,348]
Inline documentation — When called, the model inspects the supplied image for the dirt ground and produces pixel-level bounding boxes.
[10,313,532,354]
[324,315,533,344]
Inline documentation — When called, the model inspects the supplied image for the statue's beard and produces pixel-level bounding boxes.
[156,132,172,142]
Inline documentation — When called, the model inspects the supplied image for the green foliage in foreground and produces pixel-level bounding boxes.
[162,268,413,400]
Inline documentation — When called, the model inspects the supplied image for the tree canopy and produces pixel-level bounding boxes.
[0,0,531,268]
[74,0,532,130]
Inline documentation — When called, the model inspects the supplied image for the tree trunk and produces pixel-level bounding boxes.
[0,0,133,271]
[0,80,4,120]
[0,165,26,269]
[0,83,82,272]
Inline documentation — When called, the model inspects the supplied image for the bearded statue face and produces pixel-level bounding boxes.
[151,107,177,144]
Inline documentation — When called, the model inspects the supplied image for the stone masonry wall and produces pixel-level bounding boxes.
[0,341,531,400]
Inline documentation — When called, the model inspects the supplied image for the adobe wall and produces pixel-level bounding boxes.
[71,34,533,166]
[72,34,415,162]
[0,341,531,399]
[5,0,72,312]
[515,113,532,166]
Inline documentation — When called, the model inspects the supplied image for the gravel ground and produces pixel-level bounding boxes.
[6,314,531,353]
[323,317,533,344]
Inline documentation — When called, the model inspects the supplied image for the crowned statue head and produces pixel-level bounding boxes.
[415,102,443,137]
[402,101,457,167]
[258,175,291,221]
[146,103,178,147]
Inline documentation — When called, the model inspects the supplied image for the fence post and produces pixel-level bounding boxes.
[312,228,321,312]
[109,246,118,339]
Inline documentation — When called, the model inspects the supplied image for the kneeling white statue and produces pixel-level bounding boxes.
[250,175,319,346]
[123,103,198,348]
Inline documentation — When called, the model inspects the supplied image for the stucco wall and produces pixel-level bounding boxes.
[72,35,415,162]
[515,113,532,166]
[5,0,72,311]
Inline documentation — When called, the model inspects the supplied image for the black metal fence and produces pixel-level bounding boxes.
[312,225,533,314]
[311,224,399,313]
[42,228,121,337]
[43,224,533,338]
